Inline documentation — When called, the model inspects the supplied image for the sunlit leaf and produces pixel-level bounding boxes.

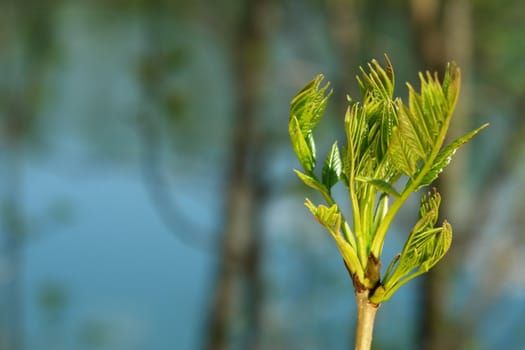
[396,102,426,159]
[290,74,332,135]
[356,57,397,162]
[293,169,327,194]
[357,56,395,101]
[289,116,315,172]
[370,191,452,303]
[305,200,363,278]
[388,126,418,177]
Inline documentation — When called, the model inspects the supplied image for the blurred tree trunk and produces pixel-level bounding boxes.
[409,0,474,349]
[137,0,214,252]
[0,0,22,340]
[204,0,270,349]
[0,0,54,348]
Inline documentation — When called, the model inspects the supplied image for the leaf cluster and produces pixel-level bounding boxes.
[289,56,488,303]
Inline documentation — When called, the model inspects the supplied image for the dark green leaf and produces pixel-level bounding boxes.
[305,132,317,164]
[322,141,342,189]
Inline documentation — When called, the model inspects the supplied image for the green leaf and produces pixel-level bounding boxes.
[355,56,397,162]
[290,74,332,135]
[304,199,341,235]
[344,103,368,172]
[419,221,452,272]
[305,200,363,279]
[419,189,441,223]
[388,126,418,177]
[373,193,390,234]
[289,116,315,172]
[322,141,342,189]
[370,191,452,303]
[371,221,452,303]
[305,132,317,163]
[293,169,328,195]
[396,102,426,159]
[416,123,489,190]
[404,66,459,157]
[356,56,395,101]
[441,62,461,109]
[355,176,400,198]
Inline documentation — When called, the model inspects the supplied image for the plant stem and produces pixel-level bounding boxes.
[354,290,379,350]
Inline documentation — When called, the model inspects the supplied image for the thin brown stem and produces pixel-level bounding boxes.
[354,291,379,350]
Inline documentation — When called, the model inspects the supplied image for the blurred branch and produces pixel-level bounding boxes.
[136,0,214,253]
[136,112,214,253]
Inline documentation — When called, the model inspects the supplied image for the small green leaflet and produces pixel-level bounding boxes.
[289,115,315,173]
[293,169,328,195]
[416,123,489,190]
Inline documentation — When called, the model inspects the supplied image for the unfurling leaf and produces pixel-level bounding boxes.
[396,102,427,159]
[419,189,441,224]
[290,74,332,135]
[441,62,461,109]
[369,191,452,303]
[389,126,418,177]
[304,199,341,236]
[289,116,315,172]
[289,75,333,173]
[356,56,395,101]
[293,169,328,195]
[305,199,363,279]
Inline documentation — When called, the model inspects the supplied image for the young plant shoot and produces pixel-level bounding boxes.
[288,56,488,350]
